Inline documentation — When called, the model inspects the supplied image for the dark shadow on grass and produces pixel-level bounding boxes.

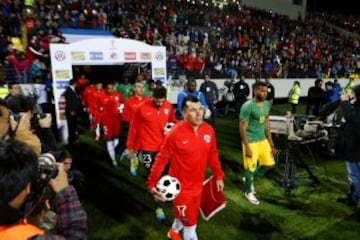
[239,211,281,234]
[66,142,155,223]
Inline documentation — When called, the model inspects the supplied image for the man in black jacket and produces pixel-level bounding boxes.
[199,74,218,125]
[306,78,324,116]
[64,79,80,144]
[233,75,249,117]
[337,85,360,207]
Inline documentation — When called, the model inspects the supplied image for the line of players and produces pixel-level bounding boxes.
[81,80,152,168]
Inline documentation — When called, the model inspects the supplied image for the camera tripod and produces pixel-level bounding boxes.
[282,139,320,197]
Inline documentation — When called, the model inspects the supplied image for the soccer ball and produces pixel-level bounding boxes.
[156,175,181,201]
[163,122,175,135]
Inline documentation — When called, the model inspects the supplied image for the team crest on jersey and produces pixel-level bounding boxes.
[203,134,211,143]
[164,108,169,115]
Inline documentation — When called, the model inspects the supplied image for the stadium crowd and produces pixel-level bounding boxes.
[0,0,360,86]
[0,0,360,239]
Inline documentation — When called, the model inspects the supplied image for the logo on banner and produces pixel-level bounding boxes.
[154,68,165,75]
[90,52,103,60]
[71,51,86,61]
[55,51,66,61]
[110,52,118,60]
[140,52,151,60]
[56,80,70,89]
[124,52,136,60]
[155,51,164,61]
[55,70,70,80]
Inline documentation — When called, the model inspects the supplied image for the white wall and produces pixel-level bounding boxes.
[167,78,360,104]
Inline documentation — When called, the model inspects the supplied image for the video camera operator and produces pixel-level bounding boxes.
[0,139,87,239]
[337,85,360,207]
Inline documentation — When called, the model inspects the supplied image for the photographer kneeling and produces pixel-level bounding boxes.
[0,139,87,239]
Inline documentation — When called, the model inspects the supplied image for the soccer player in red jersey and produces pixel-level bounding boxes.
[126,85,177,220]
[88,82,107,140]
[122,81,149,123]
[101,82,126,168]
[147,95,225,240]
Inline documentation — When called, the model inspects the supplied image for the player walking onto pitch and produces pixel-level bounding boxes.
[240,81,276,205]
[101,82,126,168]
[126,85,177,221]
[147,95,225,240]
[121,81,149,175]
[88,81,107,140]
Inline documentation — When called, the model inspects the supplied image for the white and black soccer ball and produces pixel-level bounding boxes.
[156,175,181,201]
[163,122,175,135]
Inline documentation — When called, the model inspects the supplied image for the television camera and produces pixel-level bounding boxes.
[269,113,339,196]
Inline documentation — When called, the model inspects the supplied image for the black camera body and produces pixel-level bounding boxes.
[9,111,23,122]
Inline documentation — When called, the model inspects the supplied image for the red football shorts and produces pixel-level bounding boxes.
[173,191,201,226]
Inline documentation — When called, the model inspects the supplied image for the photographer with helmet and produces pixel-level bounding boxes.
[0,138,87,239]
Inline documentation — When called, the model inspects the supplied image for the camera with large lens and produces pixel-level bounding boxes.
[30,153,59,199]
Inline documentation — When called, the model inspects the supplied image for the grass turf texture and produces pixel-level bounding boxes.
[68,104,360,240]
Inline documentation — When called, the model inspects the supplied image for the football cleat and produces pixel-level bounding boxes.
[245,192,260,205]
[119,149,129,161]
[155,207,166,221]
[112,160,120,170]
[167,228,182,240]
[130,156,139,176]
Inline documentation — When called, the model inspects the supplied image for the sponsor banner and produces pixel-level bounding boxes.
[140,52,151,61]
[154,68,165,75]
[124,52,136,60]
[55,70,71,80]
[71,51,86,61]
[89,51,103,60]
[56,80,70,90]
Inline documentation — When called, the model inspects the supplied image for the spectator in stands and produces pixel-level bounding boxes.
[13,52,30,84]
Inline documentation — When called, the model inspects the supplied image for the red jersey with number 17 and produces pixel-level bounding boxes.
[147,121,224,195]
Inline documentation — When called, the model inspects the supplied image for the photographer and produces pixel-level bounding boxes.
[6,95,58,153]
[0,139,87,239]
[0,97,42,156]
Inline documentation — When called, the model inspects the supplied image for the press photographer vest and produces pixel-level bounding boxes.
[0,223,44,239]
